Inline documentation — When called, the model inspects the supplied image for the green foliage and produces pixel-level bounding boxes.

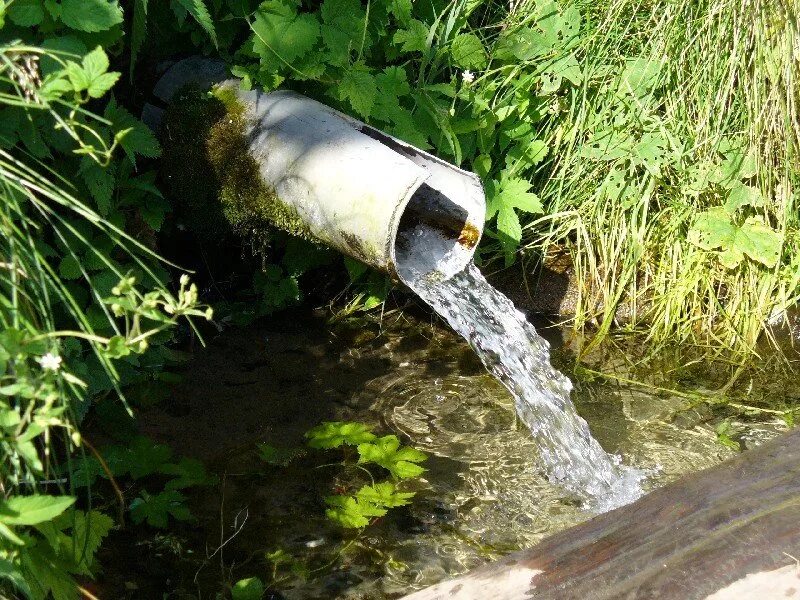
[357,435,427,480]
[256,443,305,467]
[302,422,427,530]
[130,489,193,528]
[231,576,265,600]
[0,497,113,600]
[305,421,376,449]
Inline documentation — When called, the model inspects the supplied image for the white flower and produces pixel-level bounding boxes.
[462,70,475,84]
[37,353,62,372]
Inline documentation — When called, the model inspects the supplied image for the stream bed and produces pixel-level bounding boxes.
[93,306,797,599]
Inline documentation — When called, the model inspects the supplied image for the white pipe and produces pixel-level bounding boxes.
[150,58,485,281]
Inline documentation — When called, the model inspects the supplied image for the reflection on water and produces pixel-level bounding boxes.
[125,309,793,599]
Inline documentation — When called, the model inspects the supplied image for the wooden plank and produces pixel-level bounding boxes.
[403,428,800,600]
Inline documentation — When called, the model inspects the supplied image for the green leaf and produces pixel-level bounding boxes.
[130,490,192,528]
[450,33,487,70]
[232,577,265,600]
[60,0,123,32]
[251,2,320,69]
[58,256,82,280]
[324,495,385,528]
[62,510,114,574]
[506,139,548,168]
[174,0,217,47]
[160,458,219,489]
[130,0,148,79]
[104,99,162,160]
[336,64,377,118]
[256,443,305,466]
[486,175,543,220]
[0,557,30,597]
[689,207,783,269]
[388,0,412,25]
[105,335,130,358]
[0,495,75,526]
[497,205,522,246]
[393,19,429,54]
[8,0,45,26]
[355,482,414,508]
[305,421,376,449]
[102,436,173,478]
[357,435,427,479]
[725,183,763,213]
[320,0,366,64]
[79,158,115,215]
[617,57,661,99]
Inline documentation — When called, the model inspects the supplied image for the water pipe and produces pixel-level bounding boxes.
[147,58,485,281]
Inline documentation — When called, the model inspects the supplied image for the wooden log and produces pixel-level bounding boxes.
[403,428,800,600]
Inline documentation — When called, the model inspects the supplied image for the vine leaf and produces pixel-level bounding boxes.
[393,19,430,54]
[305,422,376,449]
[251,2,320,69]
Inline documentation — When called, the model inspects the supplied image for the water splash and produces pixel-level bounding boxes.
[398,250,643,510]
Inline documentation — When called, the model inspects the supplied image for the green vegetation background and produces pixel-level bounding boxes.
[0,0,797,597]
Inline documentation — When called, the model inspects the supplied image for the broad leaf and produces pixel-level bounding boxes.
[450,33,487,70]
[689,208,783,269]
[7,0,45,26]
[0,495,75,526]
[232,577,265,600]
[60,0,123,32]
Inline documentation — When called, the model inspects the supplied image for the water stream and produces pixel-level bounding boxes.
[398,248,643,509]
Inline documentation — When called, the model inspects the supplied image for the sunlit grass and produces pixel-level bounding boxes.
[520,0,799,361]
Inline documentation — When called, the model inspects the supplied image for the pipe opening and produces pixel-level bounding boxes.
[394,182,477,283]
[359,124,483,282]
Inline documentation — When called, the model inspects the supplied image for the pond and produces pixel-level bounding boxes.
[93,305,796,599]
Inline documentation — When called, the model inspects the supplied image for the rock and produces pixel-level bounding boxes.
[402,427,800,600]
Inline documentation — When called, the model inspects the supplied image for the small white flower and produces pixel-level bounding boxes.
[37,353,62,372]
[462,70,476,84]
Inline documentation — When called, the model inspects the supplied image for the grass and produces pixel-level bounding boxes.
[516,0,800,361]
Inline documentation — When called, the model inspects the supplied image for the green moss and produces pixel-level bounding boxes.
[160,85,312,246]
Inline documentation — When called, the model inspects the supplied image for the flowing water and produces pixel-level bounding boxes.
[397,256,644,510]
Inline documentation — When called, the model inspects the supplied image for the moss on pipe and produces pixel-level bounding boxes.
[160,85,313,246]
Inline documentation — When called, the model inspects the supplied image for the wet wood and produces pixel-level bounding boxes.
[403,428,800,600]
